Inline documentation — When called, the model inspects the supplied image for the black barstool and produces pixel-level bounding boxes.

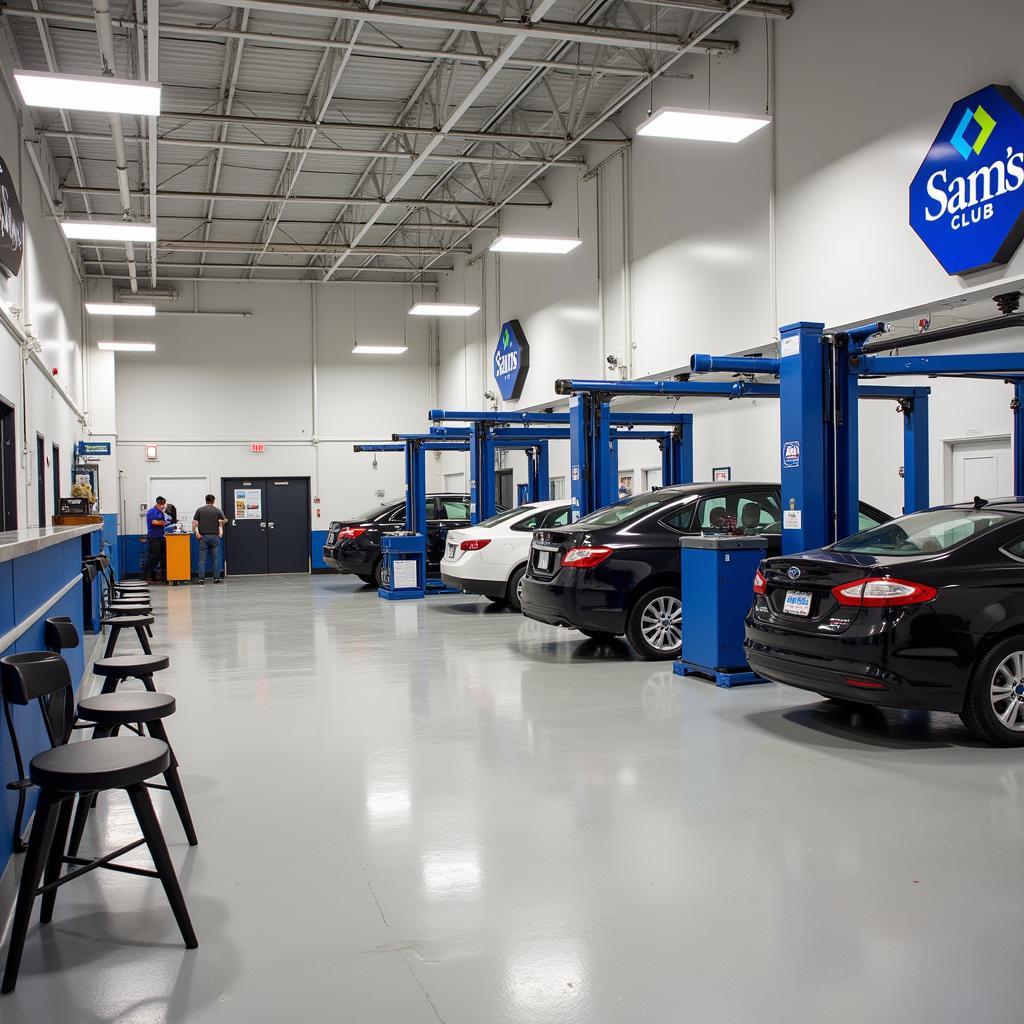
[0,653,197,994]
[93,653,170,693]
[43,619,197,851]
[101,614,155,657]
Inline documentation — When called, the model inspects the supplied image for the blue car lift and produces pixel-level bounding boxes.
[429,408,694,523]
[355,435,470,600]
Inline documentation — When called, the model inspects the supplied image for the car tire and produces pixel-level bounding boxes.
[579,629,617,641]
[506,565,528,612]
[356,574,375,585]
[373,559,386,589]
[625,586,682,661]
[961,636,1024,746]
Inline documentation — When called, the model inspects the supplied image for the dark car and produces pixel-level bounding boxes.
[520,482,890,660]
[745,500,1024,746]
[323,494,473,587]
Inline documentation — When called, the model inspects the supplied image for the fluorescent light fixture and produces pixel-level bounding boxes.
[63,221,156,243]
[636,106,771,143]
[408,302,479,317]
[489,235,582,254]
[97,341,155,352]
[85,302,156,317]
[14,70,161,116]
[353,344,408,355]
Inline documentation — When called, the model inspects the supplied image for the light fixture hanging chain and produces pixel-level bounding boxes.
[764,12,770,115]
[647,0,655,115]
[707,51,711,110]
[575,170,581,239]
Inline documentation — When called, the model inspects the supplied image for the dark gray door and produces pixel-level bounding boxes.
[266,478,310,573]
[496,469,514,510]
[222,477,269,575]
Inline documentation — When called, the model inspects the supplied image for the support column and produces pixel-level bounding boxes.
[902,394,930,514]
[1014,382,1024,497]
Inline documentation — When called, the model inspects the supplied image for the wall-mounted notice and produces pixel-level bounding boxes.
[234,488,262,520]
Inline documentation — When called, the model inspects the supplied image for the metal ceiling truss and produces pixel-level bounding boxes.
[0,0,773,286]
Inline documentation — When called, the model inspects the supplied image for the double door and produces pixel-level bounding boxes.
[221,477,310,575]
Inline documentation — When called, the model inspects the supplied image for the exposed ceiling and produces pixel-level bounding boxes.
[0,0,791,292]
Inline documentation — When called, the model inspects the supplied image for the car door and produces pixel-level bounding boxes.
[427,495,470,568]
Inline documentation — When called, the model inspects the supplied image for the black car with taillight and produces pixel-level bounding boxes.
[323,494,472,587]
[745,500,1024,745]
[519,482,890,661]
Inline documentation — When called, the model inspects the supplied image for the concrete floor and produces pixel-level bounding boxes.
[1,574,1023,1023]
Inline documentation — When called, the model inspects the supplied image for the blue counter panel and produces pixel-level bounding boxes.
[1,536,89,880]
[121,531,329,573]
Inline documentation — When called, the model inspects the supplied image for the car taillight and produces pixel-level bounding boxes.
[337,527,367,540]
[845,677,889,690]
[561,546,613,568]
[831,577,937,607]
[460,539,491,551]
[753,568,767,595]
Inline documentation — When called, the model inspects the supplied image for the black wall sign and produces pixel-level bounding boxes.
[0,157,25,280]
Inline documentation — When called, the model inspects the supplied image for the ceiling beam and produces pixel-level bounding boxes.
[156,240,470,254]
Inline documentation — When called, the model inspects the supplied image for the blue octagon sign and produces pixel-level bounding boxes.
[493,319,530,401]
[910,84,1024,276]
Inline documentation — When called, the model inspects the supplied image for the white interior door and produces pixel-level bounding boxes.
[443,471,465,492]
[947,438,1011,503]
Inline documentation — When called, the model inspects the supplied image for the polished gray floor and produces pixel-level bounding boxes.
[2,574,1022,1023]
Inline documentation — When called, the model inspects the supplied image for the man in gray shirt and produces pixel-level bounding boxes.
[192,494,227,585]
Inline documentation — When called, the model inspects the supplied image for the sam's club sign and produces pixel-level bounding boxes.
[910,84,1024,275]
[493,319,530,401]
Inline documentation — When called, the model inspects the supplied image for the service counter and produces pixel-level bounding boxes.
[0,523,101,879]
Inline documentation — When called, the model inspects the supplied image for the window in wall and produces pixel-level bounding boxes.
[549,476,565,499]
[52,444,60,516]
[0,398,16,530]
[36,434,46,528]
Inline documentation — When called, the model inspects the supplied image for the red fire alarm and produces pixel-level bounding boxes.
[250,442,265,453]
[52,367,58,376]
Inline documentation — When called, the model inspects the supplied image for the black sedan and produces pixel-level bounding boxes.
[745,500,1024,746]
[520,482,890,660]
[323,494,473,587]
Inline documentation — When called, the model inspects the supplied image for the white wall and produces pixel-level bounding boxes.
[108,280,438,532]
[0,74,85,528]
[435,0,1024,514]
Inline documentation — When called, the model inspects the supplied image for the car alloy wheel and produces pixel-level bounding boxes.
[626,587,682,660]
[989,651,1024,732]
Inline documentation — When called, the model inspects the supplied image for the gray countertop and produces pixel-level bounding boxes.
[0,523,102,565]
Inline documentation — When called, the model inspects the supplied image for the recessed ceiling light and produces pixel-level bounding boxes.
[353,344,408,355]
[85,303,157,317]
[636,107,771,143]
[14,70,162,116]
[97,341,155,352]
[489,235,582,254]
[63,221,157,243]
[408,303,480,317]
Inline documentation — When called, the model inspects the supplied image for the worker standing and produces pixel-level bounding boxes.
[192,493,227,585]
[144,496,168,582]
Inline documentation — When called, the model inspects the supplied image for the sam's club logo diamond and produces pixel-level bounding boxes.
[492,319,530,401]
[910,84,1024,276]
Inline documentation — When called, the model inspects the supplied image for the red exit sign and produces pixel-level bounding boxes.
[250,442,265,453]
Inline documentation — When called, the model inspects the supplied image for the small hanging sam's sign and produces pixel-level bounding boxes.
[0,158,24,280]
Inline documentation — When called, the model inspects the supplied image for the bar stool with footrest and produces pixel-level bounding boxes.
[44,618,197,851]
[0,651,197,995]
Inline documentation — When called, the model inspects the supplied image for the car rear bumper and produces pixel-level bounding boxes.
[520,575,627,634]
[744,627,965,713]
[440,571,507,598]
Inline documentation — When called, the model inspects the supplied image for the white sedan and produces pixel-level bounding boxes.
[440,500,571,610]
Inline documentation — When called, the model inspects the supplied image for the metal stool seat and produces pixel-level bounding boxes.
[30,735,169,791]
[93,652,169,693]
[100,614,155,657]
[78,691,175,726]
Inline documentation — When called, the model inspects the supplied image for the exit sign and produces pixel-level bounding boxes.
[250,442,265,453]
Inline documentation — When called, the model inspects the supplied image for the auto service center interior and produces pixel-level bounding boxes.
[0,0,1023,1019]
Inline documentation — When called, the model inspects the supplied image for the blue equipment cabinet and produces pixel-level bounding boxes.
[378,533,428,600]
[674,536,769,687]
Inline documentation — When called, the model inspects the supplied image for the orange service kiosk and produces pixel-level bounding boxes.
[165,533,192,585]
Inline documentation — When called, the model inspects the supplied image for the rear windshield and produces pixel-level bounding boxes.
[478,506,536,528]
[831,508,1008,556]
[576,491,678,527]
[346,503,397,522]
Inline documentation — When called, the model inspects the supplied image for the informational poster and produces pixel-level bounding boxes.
[234,488,262,520]
[392,558,418,589]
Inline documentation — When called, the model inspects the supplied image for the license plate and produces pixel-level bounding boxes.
[446,542,457,559]
[783,590,813,617]
[537,550,551,570]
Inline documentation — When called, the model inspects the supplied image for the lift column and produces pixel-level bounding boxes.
[779,321,832,555]
[901,392,930,514]
[1015,382,1024,497]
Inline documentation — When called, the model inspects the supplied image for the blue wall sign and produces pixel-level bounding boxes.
[493,319,530,401]
[910,84,1024,276]
[76,441,111,456]
[782,441,800,468]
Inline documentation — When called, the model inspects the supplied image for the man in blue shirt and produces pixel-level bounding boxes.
[144,496,168,582]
